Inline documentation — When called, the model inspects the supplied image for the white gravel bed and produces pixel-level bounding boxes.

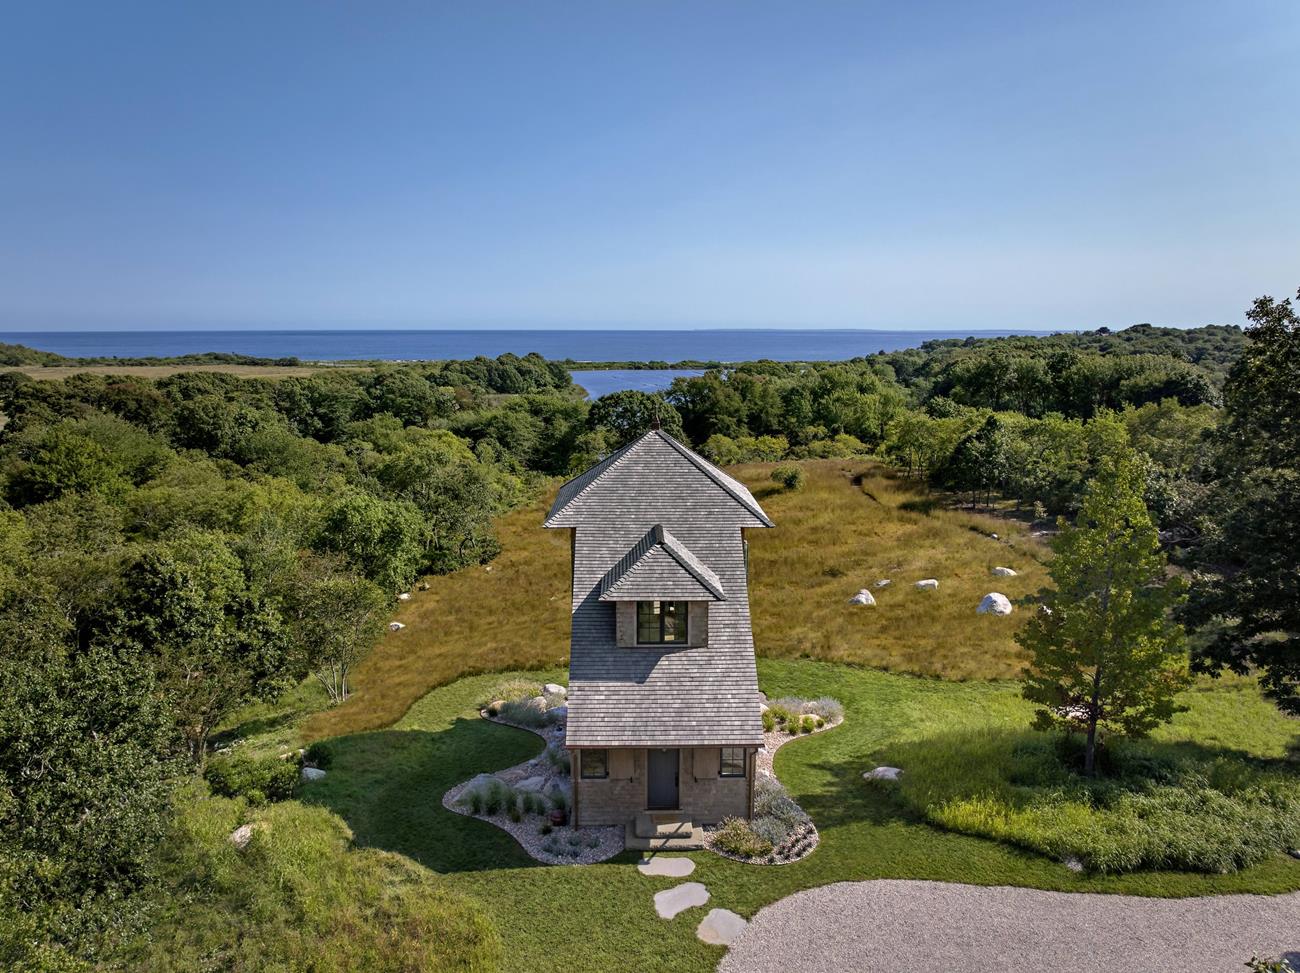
[719,879,1300,973]
[439,713,622,866]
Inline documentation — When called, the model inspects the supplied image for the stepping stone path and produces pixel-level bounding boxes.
[638,856,696,878]
[697,908,748,945]
[655,882,710,919]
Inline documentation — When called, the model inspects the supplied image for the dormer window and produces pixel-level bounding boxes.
[637,600,688,644]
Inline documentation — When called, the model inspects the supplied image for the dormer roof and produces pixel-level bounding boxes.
[543,428,773,529]
[598,525,726,602]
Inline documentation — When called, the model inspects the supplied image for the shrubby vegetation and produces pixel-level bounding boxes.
[889,730,1300,873]
[0,301,1295,964]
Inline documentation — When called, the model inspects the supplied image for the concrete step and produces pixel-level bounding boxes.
[634,811,694,839]
[625,820,706,852]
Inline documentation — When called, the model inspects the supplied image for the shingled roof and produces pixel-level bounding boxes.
[599,525,726,602]
[546,428,772,748]
[545,429,773,528]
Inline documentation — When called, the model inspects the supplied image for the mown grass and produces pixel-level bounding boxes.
[117,783,500,972]
[305,458,1045,740]
[294,660,1300,973]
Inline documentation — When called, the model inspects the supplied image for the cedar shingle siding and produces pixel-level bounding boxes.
[545,430,771,750]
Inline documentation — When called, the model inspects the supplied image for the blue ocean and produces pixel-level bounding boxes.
[1,328,1049,363]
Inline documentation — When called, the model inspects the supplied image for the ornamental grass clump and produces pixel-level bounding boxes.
[497,697,551,728]
[714,817,773,858]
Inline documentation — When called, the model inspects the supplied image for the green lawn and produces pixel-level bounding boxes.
[298,659,1300,973]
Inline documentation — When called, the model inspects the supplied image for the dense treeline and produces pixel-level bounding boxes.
[1,311,1295,969]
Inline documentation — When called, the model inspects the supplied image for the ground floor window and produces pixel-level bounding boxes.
[719,746,745,777]
[580,749,608,779]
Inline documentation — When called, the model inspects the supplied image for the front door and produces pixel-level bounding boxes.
[646,748,679,810]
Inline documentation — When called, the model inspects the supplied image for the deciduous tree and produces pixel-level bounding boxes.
[1019,450,1189,775]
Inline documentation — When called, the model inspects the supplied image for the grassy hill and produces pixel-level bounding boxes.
[306,459,1048,740]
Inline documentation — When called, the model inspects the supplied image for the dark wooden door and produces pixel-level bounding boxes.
[647,748,679,809]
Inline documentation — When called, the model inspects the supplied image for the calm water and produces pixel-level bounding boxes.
[569,369,704,398]
[1,328,1049,363]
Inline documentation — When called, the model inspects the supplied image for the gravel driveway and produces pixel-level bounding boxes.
[719,880,1300,973]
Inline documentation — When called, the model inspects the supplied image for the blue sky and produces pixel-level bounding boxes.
[2,1,1297,332]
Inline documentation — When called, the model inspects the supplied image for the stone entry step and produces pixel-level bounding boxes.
[625,819,705,851]
[634,811,694,839]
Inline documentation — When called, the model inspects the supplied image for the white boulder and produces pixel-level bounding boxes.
[991,566,1018,577]
[229,824,254,850]
[914,579,939,590]
[388,621,405,631]
[543,683,567,697]
[397,591,412,600]
[848,589,876,606]
[301,766,326,782]
[864,766,903,781]
[978,592,1013,615]
[873,579,892,588]
[515,775,547,792]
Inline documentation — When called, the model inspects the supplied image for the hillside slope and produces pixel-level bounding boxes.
[306,459,1048,739]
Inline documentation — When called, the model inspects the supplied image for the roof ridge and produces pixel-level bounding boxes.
[543,433,647,527]
[653,525,727,600]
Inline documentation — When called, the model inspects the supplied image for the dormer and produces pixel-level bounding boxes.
[599,525,723,648]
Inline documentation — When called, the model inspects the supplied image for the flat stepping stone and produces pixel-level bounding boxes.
[654,881,709,919]
[697,908,748,945]
[638,856,696,878]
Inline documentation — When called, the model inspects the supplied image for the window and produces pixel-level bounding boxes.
[636,600,688,644]
[580,749,608,779]
[720,747,745,778]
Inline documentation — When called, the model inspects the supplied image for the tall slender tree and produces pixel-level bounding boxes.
[1019,450,1188,775]
[1186,289,1300,712]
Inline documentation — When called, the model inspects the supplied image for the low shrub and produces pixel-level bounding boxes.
[750,814,792,848]
[520,792,547,816]
[713,817,773,858]
[800,715,816,734]
[543,745,571,774]
[761,709,776,732]
[204,753,298,805]
[538,821,552,836]
[771,465,805,491]
[303,741,334,769]
[753,775,810,828]
[481,780,513,816]
[891,729,1300,873]
[766,703,796,728]
[803,696,844,724]
[549,790,568,813]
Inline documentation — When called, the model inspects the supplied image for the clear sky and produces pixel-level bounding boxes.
[2,1,1297,332]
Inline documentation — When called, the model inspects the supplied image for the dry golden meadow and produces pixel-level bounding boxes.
[305,458,1049,740]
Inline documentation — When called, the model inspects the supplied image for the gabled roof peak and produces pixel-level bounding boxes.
[543,428,773,528]
[599,524,726,602]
